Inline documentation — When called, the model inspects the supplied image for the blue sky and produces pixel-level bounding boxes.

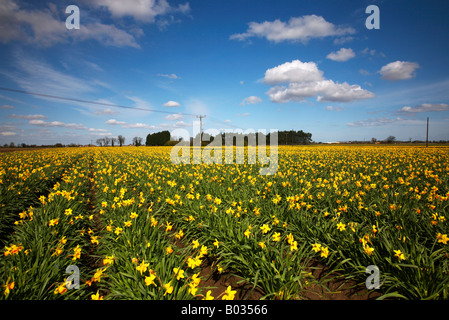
[0,0,448,145]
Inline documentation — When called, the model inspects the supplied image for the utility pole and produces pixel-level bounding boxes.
[426,117,429,147]
[196,115,206,144]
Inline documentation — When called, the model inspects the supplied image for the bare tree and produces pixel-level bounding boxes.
[385,136,396,144]
[133,137,143,146]
[104,136,111,146]
[118,135,125,147]
[96,138,104,146]
[111,137,117,147]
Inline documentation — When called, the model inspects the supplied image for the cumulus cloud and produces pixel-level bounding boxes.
[240,96,262,106]
[398,103,449,113]
[105,119,126,125]
[28,119,88,130]
[163,101,181,107]
[379,61,420,81]
[326,48,355,62]
[230,15,355,43]
[264,60,324,84]
[264,60,374,103]
[165,113,184,120]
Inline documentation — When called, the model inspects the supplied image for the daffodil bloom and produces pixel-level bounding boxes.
[192,240,199,249]
[188,283,198,296]
[163,282,174,296]
[203,290,214,300]
[244,229,251,238]
[364,245,374,255]
[103,255,115,265]
[166,246,173,254]
[91,290,103,300]
[260,224,271,234]
[54,282,67,295]
[290,241,298,252]
[92,268,107,282]
[150,216,158,227]
[48,218,59,226]
[173,268,185,280]
[72,245,81,261]
[165,222,173,232]
[272,232,281,242]
[320,247,329,258]
[286,233,294,244]
[222,285,236,300]
[3,279,14,296]
[130,212,138,219]
[136,260,149,275]
[258,242,266,249]
[199,245,208,257]
[145,274,157,286]
[4,244,23,256]
[191,273,201,286]
[213,239,220,248]
[91,236,99,245]
[336,222,346,232]
[394,249,406,261]
[437,233,449,244]
[124,220,132,227]
[175,230,184,239]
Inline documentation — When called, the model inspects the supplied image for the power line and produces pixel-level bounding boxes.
[0,86,249,131]
[0,86,198,117]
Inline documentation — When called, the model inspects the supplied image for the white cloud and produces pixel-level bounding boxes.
[264,60,374,103]
[1,105,14,109]
[28,119,88,130]
[326,48,355,62]
[346,117,395,127]
[95,108,118,115]
[0,0,141,48]
[240,96,262,106]
[88,128,108,132]
[264,60,324,84]
[1,131,16,136]
[399,103,449,113]
[126,96,153,111]
[4,54,97,97]
[105,119,126,125]
[230,15,355,43]
[237,113,250,117]
[163,100,181,107]
[165,113,184,120]
[158,73,181,79]
[346,117,426,127]
[359,69,370,75]
[173,120,190,127]
[122,122,157,129]
[325,106,343,111]
[379,61,420,81]
[333,36,354,45]
[91,0,190,23]
[9,114,47,120]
